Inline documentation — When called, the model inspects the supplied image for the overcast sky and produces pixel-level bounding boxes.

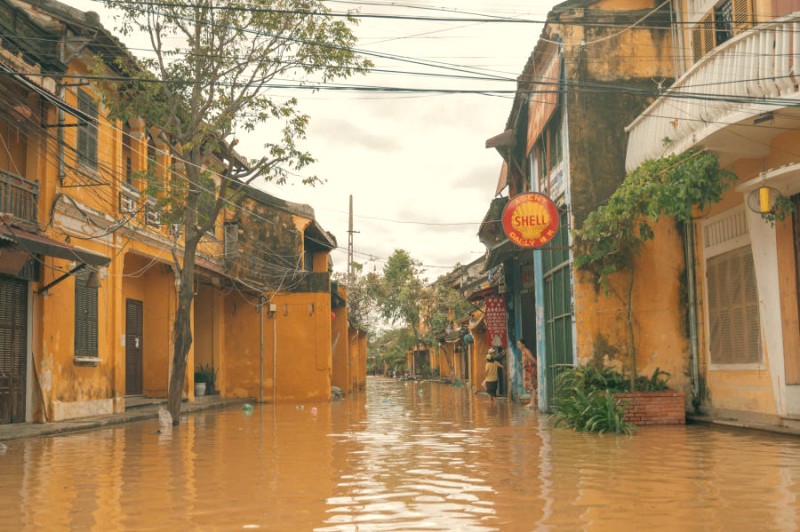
[67,0,560,280]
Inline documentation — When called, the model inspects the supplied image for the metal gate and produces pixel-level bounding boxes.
[542,210,574,410]
[0,275,27,423]
[125,299,143,395]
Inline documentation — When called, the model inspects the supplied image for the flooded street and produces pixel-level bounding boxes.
[2,377,800,530]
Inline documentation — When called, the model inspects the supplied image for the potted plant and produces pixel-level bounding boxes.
[197,364,218,396]
[193,369,206,397]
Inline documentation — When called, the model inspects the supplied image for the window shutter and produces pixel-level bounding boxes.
[732,0,754,34]
[77,90,99,169]
[707,245,761,365]
[74,271,98,357]
[692,13,715,62]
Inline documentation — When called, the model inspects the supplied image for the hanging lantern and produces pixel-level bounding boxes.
[746,185,784,215]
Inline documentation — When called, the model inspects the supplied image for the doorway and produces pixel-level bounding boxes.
[125,299,143,395]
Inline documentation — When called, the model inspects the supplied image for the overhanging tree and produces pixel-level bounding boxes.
[100,0,370,423]
[380,249,425,342]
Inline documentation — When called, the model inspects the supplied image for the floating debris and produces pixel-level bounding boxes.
[0,442,7,455]
[311,407,318,416]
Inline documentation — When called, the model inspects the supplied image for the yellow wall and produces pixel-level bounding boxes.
[439,344,454,380]
[357,332,367,390]
[331,301,349,393]
[121,254,177,398]
[10,39,338,423]
[468,327,489,390]
[573,217,690,395]
[223,291,332,403]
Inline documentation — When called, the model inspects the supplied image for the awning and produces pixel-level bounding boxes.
[484,239,524,272]
[485,129,515,150]
[196,256,226,277]
[467,285,499,302]
[0,227,110,266]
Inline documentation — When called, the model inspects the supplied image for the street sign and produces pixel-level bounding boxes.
[501,193,559,248]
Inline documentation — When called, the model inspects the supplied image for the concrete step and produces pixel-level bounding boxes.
[125,396,166,410]
[781,416,800,431]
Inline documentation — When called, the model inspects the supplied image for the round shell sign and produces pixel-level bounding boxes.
[501,193,559,248]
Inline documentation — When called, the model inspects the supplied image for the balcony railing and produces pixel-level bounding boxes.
[0,169,38,226]
[626,14,800,172]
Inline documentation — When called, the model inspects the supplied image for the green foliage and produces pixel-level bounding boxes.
[636,367,671,392]
[552,365,671,434]
[335,263,383,334]
[556,364,630,394]
[760,193,795,226]
[423,278,472,346]
[575,150,736,291]
[381,250,425,334]
[553,387,635,435]
[371,328,415,369]
[194,364,217,387]
[555,364,670,395]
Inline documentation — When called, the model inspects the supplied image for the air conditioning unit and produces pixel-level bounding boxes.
[119,192,136,214]
[145,205,161,227]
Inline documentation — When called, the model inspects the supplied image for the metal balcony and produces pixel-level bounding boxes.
[0,169,38,227]
[626,14,800,172]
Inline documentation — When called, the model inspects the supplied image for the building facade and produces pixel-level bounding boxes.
[0,0,360,424]
[626,0,800,426]
[481,0,680,410]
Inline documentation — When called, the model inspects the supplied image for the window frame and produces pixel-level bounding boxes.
[76,89,99,170]
[74,269,99,359]
[702,208,763,371]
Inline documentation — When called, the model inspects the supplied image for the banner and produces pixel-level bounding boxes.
[485,295,508,349]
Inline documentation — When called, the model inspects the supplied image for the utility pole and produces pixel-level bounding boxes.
[347,195,354,285]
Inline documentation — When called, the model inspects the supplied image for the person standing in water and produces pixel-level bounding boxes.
[518,339,536,409]
[484,350,504,403]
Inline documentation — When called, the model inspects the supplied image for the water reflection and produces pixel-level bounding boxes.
[1,378,800,530]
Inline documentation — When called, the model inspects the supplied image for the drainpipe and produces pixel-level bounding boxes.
[685,221,701,406]
[272,307,277,404]
[259,295,264,403]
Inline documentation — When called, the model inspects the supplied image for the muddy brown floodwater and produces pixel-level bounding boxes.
[2,377,800,530]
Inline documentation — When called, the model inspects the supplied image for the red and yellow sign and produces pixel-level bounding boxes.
[501,193,559,248]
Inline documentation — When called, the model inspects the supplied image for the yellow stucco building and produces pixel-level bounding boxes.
[0,0,361,425]
[625,0,800,427]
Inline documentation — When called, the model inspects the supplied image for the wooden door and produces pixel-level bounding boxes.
[0,276,27,424]
[125,299,143,395]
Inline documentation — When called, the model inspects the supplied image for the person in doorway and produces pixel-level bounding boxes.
[518,339,536,409]
[484,350,504,403]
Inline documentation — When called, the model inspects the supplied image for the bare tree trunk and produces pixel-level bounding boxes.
[627,267,637,392]
[167,237,200,424]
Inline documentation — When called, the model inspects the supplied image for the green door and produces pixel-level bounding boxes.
[542,210,573,410]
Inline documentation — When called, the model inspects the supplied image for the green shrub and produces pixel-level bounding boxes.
[551,363,671,435]
[636,367,671,392]
[555,365,670,395]
[553,387,635,435]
